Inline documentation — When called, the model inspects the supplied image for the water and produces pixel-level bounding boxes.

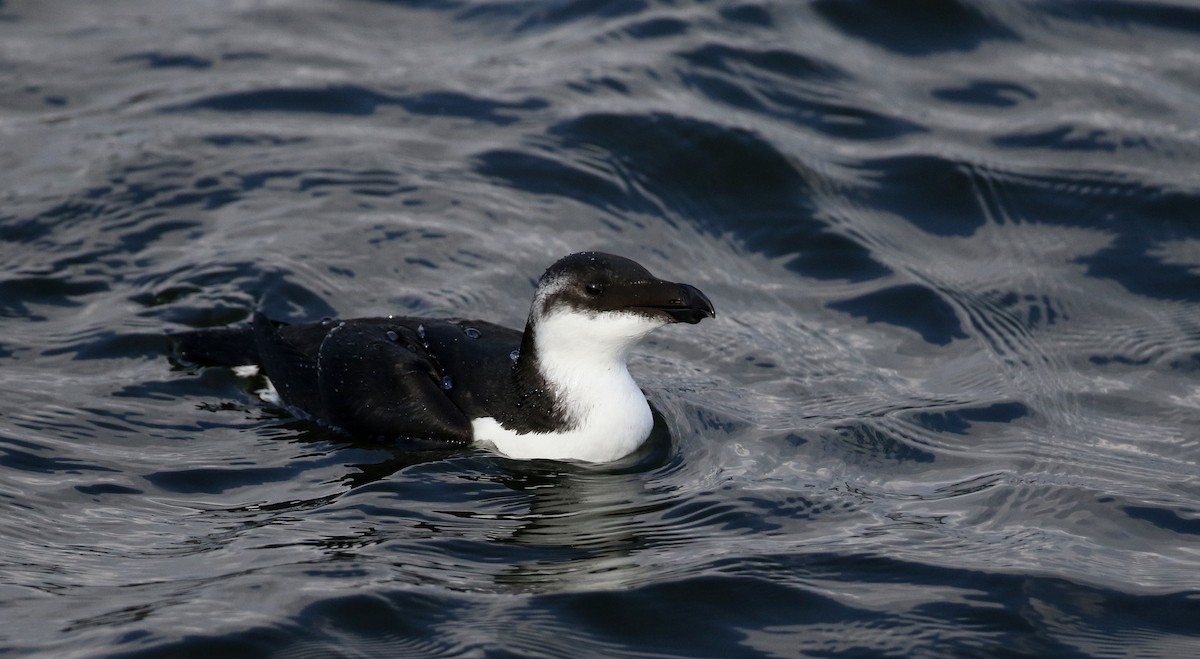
[2,0,1199,656]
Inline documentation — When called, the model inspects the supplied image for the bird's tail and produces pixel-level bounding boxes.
[169,326,258,367]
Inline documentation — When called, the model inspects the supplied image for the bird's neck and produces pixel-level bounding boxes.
[473,309,666,461]
[513,311,654,434]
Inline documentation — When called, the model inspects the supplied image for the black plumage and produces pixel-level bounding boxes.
[170,252,715,452]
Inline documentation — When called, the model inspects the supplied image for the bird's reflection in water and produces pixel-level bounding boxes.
[306,407,680,593]
[490,418,675,592]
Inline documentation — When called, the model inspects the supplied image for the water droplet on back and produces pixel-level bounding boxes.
[464,327,481,339]
[509,349,520,362]
[385,330,398,342]
[417,324,426,339]
[321,317,333,326]
[441,375,454,390]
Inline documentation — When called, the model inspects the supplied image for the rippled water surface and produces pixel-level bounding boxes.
[3,0,1200,656]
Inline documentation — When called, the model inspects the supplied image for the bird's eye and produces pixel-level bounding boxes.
[584,282,604,296]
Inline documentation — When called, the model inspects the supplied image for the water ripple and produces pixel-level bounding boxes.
[3,0,1200,656]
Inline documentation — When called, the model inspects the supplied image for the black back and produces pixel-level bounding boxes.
[166,250,712,447]
[173,311,567,445]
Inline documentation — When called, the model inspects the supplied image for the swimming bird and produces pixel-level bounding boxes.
[172,252,715,462]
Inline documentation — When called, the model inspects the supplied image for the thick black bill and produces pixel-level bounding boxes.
[623,280,715,324]
[661,283,716,324]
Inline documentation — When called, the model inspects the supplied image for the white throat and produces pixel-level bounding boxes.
[473,307,667,463]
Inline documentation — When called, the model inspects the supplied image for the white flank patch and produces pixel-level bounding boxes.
[476,307,667,463]
[231,364,283,406]
[231,365,260,378]
[255,378,283,407]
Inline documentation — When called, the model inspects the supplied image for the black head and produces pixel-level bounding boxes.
[533,252,715,324]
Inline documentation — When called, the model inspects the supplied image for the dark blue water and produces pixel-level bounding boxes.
[3,0,1200,656]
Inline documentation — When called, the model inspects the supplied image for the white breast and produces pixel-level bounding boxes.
[474,307,666,462]
[471,370,652,463]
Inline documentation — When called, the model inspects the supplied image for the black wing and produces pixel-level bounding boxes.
[178,313,479,447]
[314,322,473,446]
[251,312,325,414]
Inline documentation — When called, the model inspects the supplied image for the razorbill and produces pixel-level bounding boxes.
[172,252,715,462]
